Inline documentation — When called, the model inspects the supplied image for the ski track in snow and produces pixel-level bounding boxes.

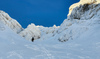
[7,51,23,59]
[38,45,55,59]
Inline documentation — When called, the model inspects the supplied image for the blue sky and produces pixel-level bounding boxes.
[0,0,79,28]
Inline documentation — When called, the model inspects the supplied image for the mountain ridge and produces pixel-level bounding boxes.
[0,0,100,59]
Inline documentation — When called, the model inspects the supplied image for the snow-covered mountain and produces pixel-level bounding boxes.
[0,11,41,41]
[0,11,23,33]
[0,0,100,59]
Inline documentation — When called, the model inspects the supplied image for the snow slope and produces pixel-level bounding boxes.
[0,20,100,59]
[0,0,100,59]
[38,0,100,42]
[0,11,41,41]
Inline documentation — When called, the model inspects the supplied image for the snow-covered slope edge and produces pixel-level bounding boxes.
[0,11,41,41]
[0,11,23,33]
[0,0,100,42]
[31,0,100,42]
[49,0,100,42]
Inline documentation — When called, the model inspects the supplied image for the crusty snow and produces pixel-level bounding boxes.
[0,0,100,59]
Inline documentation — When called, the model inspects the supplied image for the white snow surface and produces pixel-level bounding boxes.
[0,19,100,59]
[0,0,100,59]
[0,20,100,59]
[19,23,41,41]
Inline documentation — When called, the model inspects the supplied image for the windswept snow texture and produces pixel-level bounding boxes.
[0,0,100,59]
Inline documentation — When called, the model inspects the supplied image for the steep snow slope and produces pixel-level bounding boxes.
[0,0,100,59]
[0,19,100,59]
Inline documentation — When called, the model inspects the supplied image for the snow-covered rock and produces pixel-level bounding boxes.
[68,0,100,16]
[38,25,59,34]
[53,0,100,42]
[19,23,41,41]
[37,25,59,40]
[0,10,41,41]
[68,3,100,20]
[0,10,23,33]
